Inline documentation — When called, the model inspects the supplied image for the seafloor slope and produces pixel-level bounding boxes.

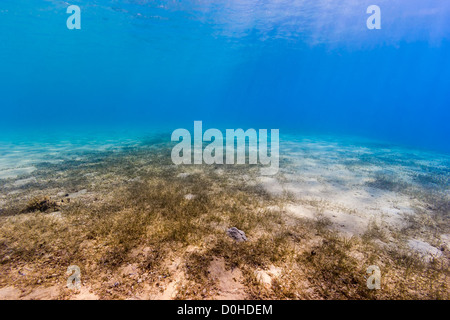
[0,133,448,299]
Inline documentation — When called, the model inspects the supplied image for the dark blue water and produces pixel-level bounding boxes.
[1,0,449,153]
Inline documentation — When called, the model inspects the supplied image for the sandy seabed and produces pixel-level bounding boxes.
[0,133,448,299]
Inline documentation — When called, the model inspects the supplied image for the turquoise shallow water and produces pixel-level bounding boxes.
[0,128,449,184]
[0,1,449,153]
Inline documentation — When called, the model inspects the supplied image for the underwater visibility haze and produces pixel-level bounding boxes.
[0,0,449,152]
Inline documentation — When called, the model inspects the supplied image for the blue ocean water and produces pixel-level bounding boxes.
[0,0,449,153]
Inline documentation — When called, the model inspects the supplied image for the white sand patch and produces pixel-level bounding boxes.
[323,209,370,236]
[208,257,245,299]
[184,194,197,200]
[22,285,60,300]
[258,176,284,195]
[0,167,36,179]
[407,239,443,261]
[0,286,22,300]
[257,135,449,238]
[71,286,99,300]
[146,257,185,300]
[12,177,37,187]
[176,168,205,179]
[280,180,410,235]
[177,172,191,178]
[441,234,450,250]
[285,204,370,236]
[255,270,272,286]
[68,189,87,198]
[255,265,282,288]
[285,204,316,220]
[47,211,63,220]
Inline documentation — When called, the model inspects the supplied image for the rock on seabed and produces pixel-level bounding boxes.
[226,227,248,242]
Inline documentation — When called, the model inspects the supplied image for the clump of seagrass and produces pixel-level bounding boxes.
[25,196,59,213]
